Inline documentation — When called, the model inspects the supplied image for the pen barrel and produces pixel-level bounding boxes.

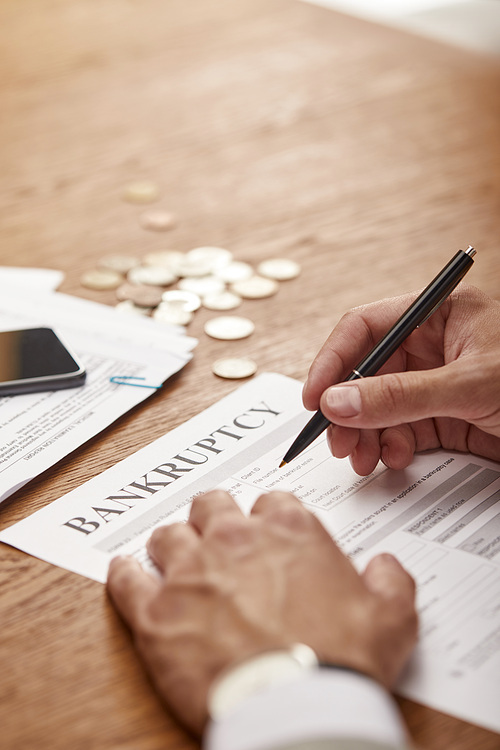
[352,249,474,377]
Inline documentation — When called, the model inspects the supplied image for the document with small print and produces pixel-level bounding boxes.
[1,373,499,733]
[0,284,195,503]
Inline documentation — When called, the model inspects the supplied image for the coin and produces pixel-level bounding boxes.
[161,289,201,312]
[186,246,233,271]
[212,357,257,379]
[143,250,184,269]
[121,181,160,204]
[114,300,152,316]
[153,303,193,326]
[127,265,177,287]
[139,209,176,232]
[202,290,241,311]
[116,282,164,307]
[204,316,255,340]
[81,269,123,290]
[215,261,253,283]
[172,255,214,278]
[178,276,226,296]
[98,255,140,274]
[230,275,279,299]
[257,258,301,280]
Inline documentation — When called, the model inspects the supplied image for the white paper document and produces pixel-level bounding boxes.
[0,286,196,503]
[1,373,499,732]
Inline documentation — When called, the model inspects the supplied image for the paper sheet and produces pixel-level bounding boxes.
[0,286,196,502]
[1,373,499,732]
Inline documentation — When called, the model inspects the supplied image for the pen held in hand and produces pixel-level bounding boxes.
[279,246,476,467]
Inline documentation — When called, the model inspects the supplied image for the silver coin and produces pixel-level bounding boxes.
[172,255,214,278]
[127,265,177,287]
[161,289,201,312]
[186,246,233,272]
[143,250,185,270]
[212,357,257,379]
[202,290,241,311]
[257,258,301,281]
[178,276,226,296]
[114,300,152,316]
[81,269,123,290]
[215,261,253,283]
[230,275,279,299]
[98,254,140,274]
[153,303,193,326]
[116,282,164,307]
[204,316,255,340]
[121,180,160,204]
[139,209,176,232]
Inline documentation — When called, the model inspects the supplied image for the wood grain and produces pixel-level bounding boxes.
[0,1,499,748]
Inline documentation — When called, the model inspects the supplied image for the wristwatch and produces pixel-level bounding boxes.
[207,643,319,721]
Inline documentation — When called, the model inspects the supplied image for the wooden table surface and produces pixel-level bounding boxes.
[0,1,499,748]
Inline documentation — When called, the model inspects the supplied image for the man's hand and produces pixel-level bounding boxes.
[303,284,500,475]
[107,490,417,736]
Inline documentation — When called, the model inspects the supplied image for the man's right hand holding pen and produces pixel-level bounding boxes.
[302,284,500,476]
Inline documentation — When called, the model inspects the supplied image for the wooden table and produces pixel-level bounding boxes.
[0,1,499,748]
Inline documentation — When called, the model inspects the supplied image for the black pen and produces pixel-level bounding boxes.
[280,246,476,467]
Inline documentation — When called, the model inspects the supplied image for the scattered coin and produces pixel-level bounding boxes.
[81,269,123,290]
[186,246,233,272]
[178,276,226,296]
[258,258,301,281]
[161,289,201,312]
[230,275,279,299]
[153,302,194,326]
[121,180,160,204]
[139,209,176,232]
[116,282,164,307]
[98,254,140,274]
[128,265,177,287]
[114,300,152,316]
[143,250,185,269]
[212,357,257,379]
[202,290,241,311]
[215,261,254,283]
[204,316,255,340]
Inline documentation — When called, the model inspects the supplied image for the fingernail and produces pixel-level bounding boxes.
[325,385,361,417]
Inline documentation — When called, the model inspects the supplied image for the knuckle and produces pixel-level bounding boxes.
[210,514,251,545]
[264,493,312,530]
[378,372,409,412]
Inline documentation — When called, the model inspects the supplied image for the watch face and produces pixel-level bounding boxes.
[208,645,318,720]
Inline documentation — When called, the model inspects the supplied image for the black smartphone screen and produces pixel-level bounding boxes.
[0,328,86,394]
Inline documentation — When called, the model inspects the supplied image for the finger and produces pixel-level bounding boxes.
[380,424,416,470]
[303,293,419,410]
[349,428,382,476]
[107,555,160,629]
[362,553,416,608]
[188,489,244,534]
[251,491,319,533]
[326,423,360,459]
[147,522,200,573]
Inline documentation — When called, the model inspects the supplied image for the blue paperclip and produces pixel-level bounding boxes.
[109,375,162,390]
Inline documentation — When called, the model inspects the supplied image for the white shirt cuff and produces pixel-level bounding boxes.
[204,669,407,750]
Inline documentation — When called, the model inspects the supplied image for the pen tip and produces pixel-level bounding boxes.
[279,460,287,468]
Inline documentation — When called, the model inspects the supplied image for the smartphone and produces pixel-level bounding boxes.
[0,327,86,396]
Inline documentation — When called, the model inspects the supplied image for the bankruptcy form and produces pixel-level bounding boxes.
[0,373,499,733]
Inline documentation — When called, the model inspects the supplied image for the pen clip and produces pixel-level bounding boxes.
[109,375,162,389]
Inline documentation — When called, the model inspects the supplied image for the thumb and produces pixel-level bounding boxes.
[319,358,495,431]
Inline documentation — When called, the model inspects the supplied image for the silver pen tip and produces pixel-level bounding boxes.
[465,245,476,257]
